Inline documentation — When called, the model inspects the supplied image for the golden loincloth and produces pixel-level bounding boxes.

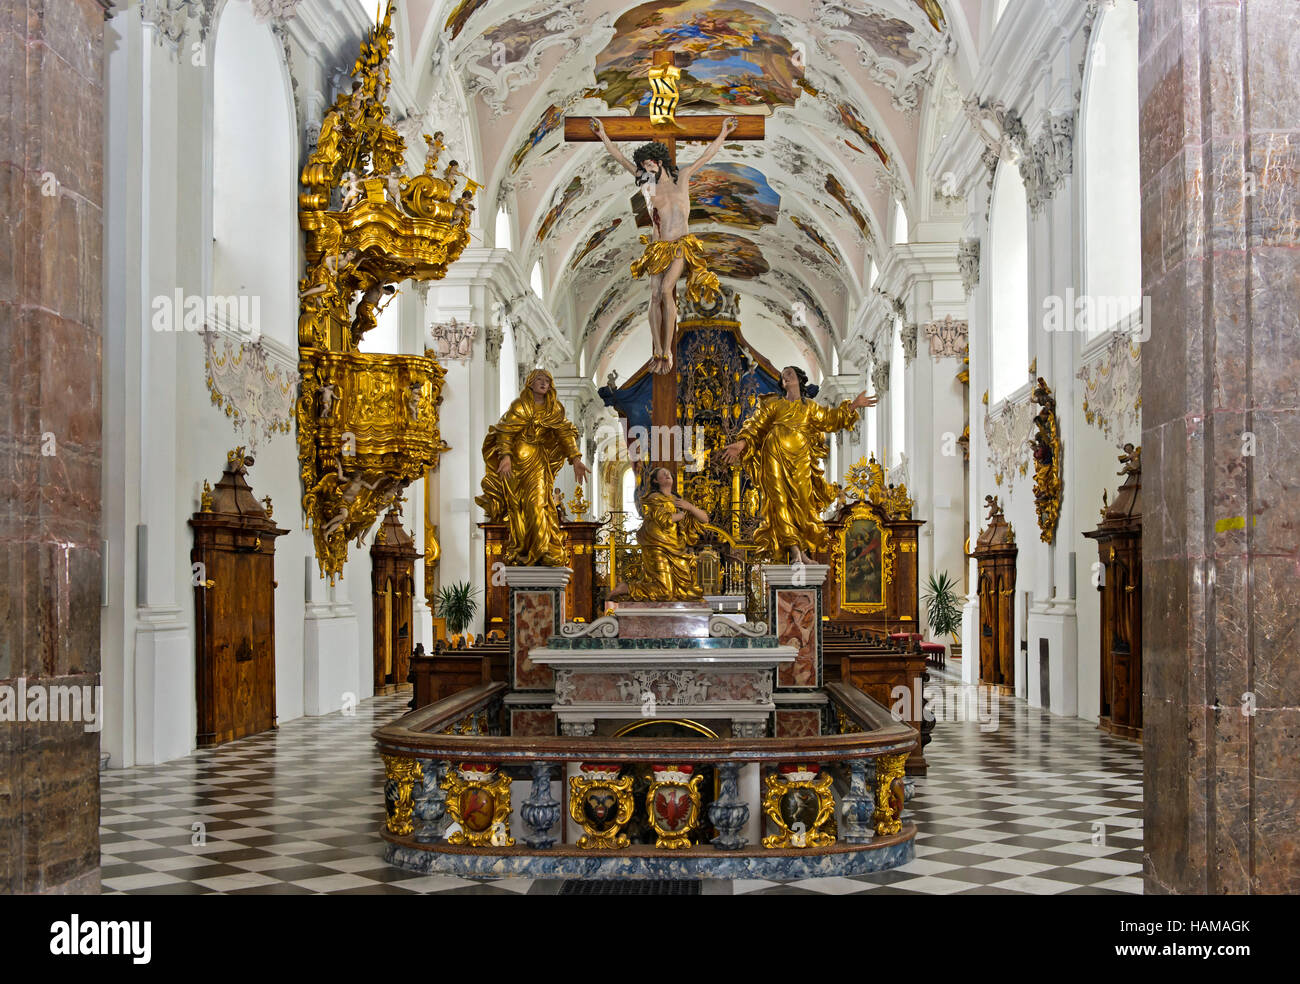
[629,234,721,305]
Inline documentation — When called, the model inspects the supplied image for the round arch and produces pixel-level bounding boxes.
[210,0,297,347]
[987,161,1029,403]
[1080,0,1141,339]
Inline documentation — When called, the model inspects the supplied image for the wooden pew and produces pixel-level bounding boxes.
[824,623,932,775]
[408,636,509,710]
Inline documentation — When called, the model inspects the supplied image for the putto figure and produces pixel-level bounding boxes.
[610,467,709,601]
[722,366,876,565]
[476,369,590,567]
[590,116,736,374]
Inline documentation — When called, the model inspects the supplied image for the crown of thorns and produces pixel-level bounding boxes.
[632,141,678,179]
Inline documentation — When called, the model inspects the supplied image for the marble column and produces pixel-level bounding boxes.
[1140,0,1300,894]
[0,0,110,893]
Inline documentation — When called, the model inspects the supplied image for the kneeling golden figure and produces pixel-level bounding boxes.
[612,467,710,602]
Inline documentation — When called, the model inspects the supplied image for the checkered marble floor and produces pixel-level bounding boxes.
[99,667,1144,895]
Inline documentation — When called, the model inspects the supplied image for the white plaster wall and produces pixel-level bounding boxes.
[100,1,376,765]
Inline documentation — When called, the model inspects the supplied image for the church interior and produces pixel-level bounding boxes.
[3,0,1296,907]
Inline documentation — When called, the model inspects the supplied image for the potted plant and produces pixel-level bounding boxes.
[922,571,963,655]
[436,581,480,643]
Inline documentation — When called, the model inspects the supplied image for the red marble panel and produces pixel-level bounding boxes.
[774,588,818,688]
[775,710,821,739]
[706,672,767,702]
[513,590,556,690]
[510,710,556,738]
[566,675,626,703]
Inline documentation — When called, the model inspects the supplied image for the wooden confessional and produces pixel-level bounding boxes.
[1084,450,1142,739]
[970,497,1017,693]
[189,451,287,747]
[371,507,421,693]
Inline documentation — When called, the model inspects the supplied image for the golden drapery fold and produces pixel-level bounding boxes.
[629,234,722,306]
[622,491,704,601]
[736,395,860,561]
[475,380,580,567]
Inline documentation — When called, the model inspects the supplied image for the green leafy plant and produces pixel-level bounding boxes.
[435,581,480,637]
[922,571,963,640]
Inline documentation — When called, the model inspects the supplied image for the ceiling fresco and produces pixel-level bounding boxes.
[594,0,805,112]
[570,216,625,267]
[697,230,770,279]
[629,162,780,229]
[444,0,490,40]
[402,0,972,371]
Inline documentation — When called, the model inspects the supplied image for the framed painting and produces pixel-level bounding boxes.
[838,502,893,614]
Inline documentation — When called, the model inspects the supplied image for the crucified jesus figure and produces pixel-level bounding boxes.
[590,116,737,375]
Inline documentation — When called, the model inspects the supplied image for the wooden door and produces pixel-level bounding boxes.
[242,549,276,738]
[997,574,1014,687]
[1098,545,1113,721]
[197,546,275,745]
[978,570,995,684]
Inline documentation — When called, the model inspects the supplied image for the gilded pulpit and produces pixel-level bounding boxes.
[296,1,470,582]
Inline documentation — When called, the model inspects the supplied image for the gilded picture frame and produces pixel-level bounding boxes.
[836,501,894,614]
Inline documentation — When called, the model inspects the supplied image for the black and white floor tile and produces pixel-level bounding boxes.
[99,664,1143,895]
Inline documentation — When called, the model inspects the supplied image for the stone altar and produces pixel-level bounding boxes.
[527,602,796,738]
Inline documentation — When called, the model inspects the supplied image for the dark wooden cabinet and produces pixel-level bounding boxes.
[563,520,602,623]
[970,498,1016,693]
[1084,452,1142,740]
[371,507,421,693]
[481,519,598,628]
[189,452,287,747]
[479,521,509,633]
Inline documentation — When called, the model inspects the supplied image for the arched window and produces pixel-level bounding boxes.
[865,399,879,461]
[988,164,1029,402]
[1082,1,1140,339]
[495,207,511,250]
[621,467,641,532]
[498,317,516,408]
[890,320,905,466]
[893,200,909,245]
[212,1,294,346]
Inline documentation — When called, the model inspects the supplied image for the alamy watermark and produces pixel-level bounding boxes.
[0,678,104,733]
[890,679,1000,733]
[1042,288,1150,341]
[151,289,262,340]
[594,421,709,470]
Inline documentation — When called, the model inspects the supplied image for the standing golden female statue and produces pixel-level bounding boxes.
[611,467,710,601]
[476,369,589,567]
[722,367,876,564]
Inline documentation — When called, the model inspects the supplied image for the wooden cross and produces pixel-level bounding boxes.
[564,51,766,168]
[564,50,766,471]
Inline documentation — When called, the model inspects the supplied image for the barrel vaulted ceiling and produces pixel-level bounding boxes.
[389,0,982,377]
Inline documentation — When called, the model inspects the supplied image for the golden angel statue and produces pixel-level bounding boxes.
[722,366,876,564]
[611,467,710,601]
[476,369,590,566]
